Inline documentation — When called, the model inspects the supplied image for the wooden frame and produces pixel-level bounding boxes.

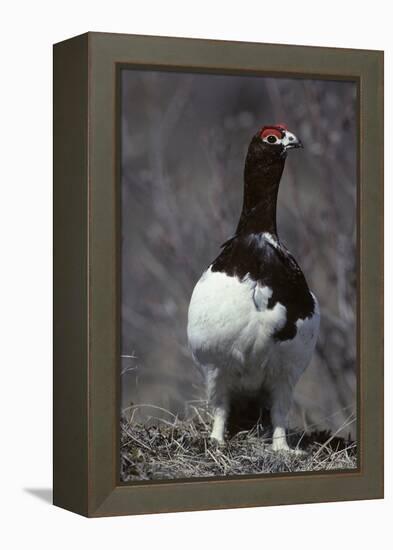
[53,32,384,517]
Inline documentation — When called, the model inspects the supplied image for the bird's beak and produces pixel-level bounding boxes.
[282,131,303,150]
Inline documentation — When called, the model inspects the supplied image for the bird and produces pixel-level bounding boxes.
[187,124,320,452]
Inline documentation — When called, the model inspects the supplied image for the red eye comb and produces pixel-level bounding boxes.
[260,127,283,139]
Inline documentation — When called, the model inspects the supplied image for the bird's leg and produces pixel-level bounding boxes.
[271,423,290,452]
[210,403,228,444]
[271,404,291,452]
[207,368,228,444]
[269,378,300,453]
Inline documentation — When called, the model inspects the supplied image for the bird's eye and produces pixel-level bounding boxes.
[267,135,278,143]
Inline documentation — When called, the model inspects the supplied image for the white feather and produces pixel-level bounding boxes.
[187,267,320,446]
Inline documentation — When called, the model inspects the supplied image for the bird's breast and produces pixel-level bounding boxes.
[187,266,319,383]
[188,268,285,367]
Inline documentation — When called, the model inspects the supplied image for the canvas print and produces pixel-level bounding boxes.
[119,69,357,482]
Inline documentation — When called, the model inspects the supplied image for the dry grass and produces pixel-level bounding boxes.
[120,405,357,482]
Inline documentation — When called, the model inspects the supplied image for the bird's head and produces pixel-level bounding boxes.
[247,124,303,163]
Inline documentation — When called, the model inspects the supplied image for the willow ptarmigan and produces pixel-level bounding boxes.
[187,124,320,452]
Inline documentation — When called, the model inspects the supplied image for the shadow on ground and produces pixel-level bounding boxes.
[24,488,52,504]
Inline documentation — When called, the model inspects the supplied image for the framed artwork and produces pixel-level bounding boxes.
[53,32,383,517]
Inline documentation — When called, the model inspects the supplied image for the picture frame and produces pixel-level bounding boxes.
[53,32,383,517]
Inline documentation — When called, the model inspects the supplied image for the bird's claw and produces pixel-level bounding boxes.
[271,441,307,456]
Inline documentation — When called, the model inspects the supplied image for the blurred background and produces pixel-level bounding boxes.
[120,69,357,439]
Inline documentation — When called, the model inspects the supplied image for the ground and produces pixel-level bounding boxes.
[120,408,357,482]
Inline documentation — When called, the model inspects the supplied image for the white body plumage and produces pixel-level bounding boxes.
[187,262,320,450]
